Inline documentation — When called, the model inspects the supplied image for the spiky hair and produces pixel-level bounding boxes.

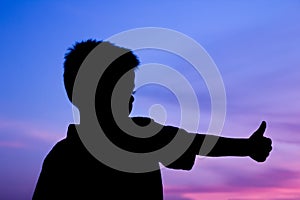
[63,39,139,103]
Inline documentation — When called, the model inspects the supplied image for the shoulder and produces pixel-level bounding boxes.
[130,116,177,129]
[131,116,152,126]
[43,139,68,164]
[130,116,189,140]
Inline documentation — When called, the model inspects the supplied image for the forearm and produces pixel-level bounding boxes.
[194,134,250,157]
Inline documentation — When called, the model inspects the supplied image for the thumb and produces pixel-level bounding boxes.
[251,121,267,137]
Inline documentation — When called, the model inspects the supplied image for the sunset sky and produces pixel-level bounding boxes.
[1,1,300,199]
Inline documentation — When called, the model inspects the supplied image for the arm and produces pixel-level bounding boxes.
[194,121,272,162]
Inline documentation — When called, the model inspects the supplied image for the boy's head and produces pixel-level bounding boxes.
[63,39,139,113]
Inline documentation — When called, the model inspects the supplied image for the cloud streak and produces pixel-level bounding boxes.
[0,141,26,148]
[0,117,63,148]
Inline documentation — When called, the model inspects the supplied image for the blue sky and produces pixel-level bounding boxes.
[1,1,300,199]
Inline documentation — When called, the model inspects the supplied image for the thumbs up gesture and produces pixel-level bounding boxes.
[248,121,272,162]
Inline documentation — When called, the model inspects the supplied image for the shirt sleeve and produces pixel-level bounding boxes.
[130,117,200,170]
[158,125,200,171]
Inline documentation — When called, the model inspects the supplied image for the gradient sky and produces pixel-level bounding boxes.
[1,1,300,199]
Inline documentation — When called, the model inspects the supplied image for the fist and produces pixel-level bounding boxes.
[248,121,272,162]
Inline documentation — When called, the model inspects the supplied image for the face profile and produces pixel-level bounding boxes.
[129,92,135,113]
[101,68,136,119]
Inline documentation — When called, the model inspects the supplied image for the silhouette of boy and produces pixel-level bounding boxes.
[33,39,272,200]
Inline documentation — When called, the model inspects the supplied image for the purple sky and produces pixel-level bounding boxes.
[0,1,300,199]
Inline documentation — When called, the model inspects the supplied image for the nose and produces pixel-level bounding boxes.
[130,95,134,103]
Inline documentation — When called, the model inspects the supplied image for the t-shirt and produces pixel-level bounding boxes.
[32,117,200,200]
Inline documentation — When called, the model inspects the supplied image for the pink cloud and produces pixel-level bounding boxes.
[163,165,300,200]
[0,141,26,148]
[164,183,300,200]
[0,118,63,148]
[181,185,300,200]
[162,155,300,199]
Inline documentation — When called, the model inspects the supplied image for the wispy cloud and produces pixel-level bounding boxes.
[0,141,26,148]
[165,183,300,200]
[0,118,63,148]
[163,164,300,200]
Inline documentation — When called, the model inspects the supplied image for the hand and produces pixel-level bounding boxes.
[248,121,272,162]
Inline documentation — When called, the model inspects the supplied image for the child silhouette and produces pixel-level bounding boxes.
[33,39,272,200]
